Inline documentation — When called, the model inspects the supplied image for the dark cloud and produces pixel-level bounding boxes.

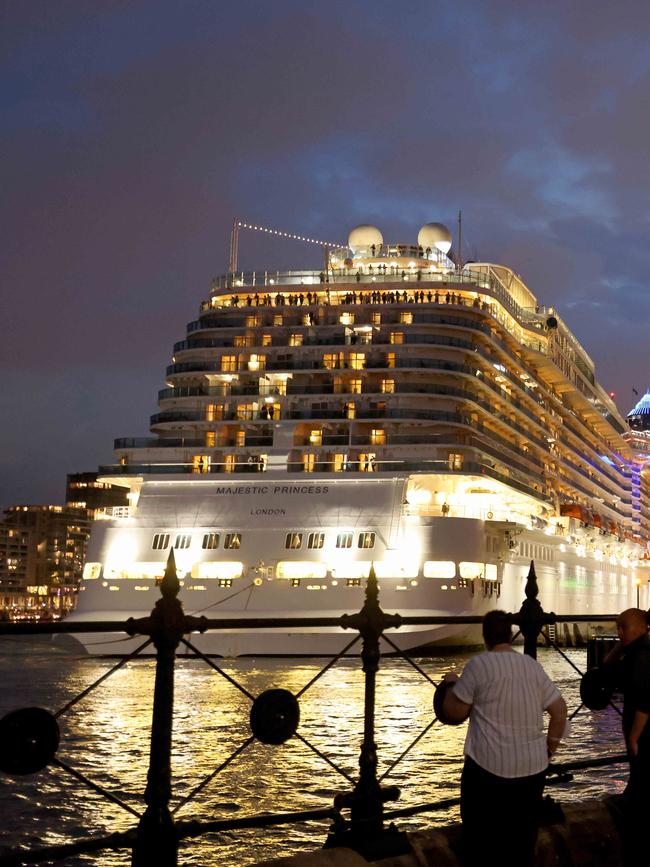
[2,0,650,506]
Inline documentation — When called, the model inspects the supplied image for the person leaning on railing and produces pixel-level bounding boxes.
[441,610,567,867]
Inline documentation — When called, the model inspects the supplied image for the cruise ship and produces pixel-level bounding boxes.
[71,221,650,655]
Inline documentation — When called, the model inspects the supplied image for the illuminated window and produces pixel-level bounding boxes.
[248,354,266,371]
[333,453,347,472]
[423,561,456,579]
[308,532,325,549]
[218,578,233,588]
[344,402,356,419]
[289,333,303,347]
[205,431,216,447]
[323,353,340,369]
[291,578,301,587]
[174,534,191,549]
[206,404,223,421]
[448,453,464,471]
[346,578,361,587]
[336,532,353,549]
[262,333,272,346]
[370,429,385,445]
[152,534,170,550]
[372,312,381,325]
[400,312,413,324]
[224,454,236,473]
[389,332,404,344]
[233,335,248,347]
[340,312,355,325]
[233,430,244,447]
[274,314,283,326]
[192,455,210,474]
[285,532,303,549]
[309,429,323,446]
[459,562,485,579]
[358,532,375,549]
[246,315,260,328]
[275,378,287,395]
[387,352,396,369]
[221,355,237,372]
[224,533,241,549]
[236,404,254,420]
[359,453,377,472]
[333,376,343,394]
[303,454,316,473]
[381,379,395,393]
[350,378,362,394]
[349,353,365,370]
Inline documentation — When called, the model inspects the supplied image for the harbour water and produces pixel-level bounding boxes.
[0,644,627,866]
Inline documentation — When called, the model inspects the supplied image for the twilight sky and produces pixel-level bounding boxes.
[2,0,650,508]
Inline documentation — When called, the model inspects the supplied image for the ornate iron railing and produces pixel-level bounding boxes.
[0,558,629,866]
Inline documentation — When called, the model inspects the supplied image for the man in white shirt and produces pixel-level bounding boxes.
[442,609,567,867]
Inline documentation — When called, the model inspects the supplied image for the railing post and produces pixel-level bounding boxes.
[127,551,207,867]
[513,560,555,658]
[327,566,406,858]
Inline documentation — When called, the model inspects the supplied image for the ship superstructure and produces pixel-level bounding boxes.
[73,222,650,654]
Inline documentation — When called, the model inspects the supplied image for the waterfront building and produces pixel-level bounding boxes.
[0,505,90,619]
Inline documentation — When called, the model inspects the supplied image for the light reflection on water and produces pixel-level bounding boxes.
[0,646,627,866]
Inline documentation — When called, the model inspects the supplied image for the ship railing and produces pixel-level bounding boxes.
[0,558,632,866]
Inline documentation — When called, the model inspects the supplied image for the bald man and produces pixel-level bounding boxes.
[606,608,650,864]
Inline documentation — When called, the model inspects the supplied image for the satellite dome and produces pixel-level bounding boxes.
[418,223,452,254]
[348,225,383,250]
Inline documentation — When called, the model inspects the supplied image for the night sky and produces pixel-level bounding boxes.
[2,0,649,509]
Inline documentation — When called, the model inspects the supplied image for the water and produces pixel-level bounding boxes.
[0,643,628,865]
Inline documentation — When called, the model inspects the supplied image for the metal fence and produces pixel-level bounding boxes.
[0,557,629,866]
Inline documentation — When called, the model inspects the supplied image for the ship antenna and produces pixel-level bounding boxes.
[457,209,463,271]
[229,218,240,274]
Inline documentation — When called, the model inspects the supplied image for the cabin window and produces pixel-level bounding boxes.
[350,378,362,394]
[218,578,233,588]
[202,533,220,550]
[205,431,216,447]
[273,314,283,326]
[224,533,241,550]
[346,578,361,587]
[448,452,464,470]
[192,455,210,474]
[174,534,191,549]
[152,534,170,550]
[381,379,395,393]
[291,578,301,587]
[224,454,236,473]
[389,332,404,344]
[349,353,365,370]
[246,315,260,328]
[370,429,385,445]
[289,333,303,347]
[336,533,353,549]
[423,561,456,579]
[358,532,376,549]
[285,532,303,549]
[308,532,325,549]
[221,355,237,372]
[400,312,413,324]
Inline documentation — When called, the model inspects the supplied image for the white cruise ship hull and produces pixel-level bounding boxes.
[68,475,641,656]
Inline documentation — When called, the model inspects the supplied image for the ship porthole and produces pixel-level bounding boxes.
[487,511,493,519]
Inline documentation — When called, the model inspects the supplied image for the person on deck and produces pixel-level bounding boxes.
[442,609,567,867]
